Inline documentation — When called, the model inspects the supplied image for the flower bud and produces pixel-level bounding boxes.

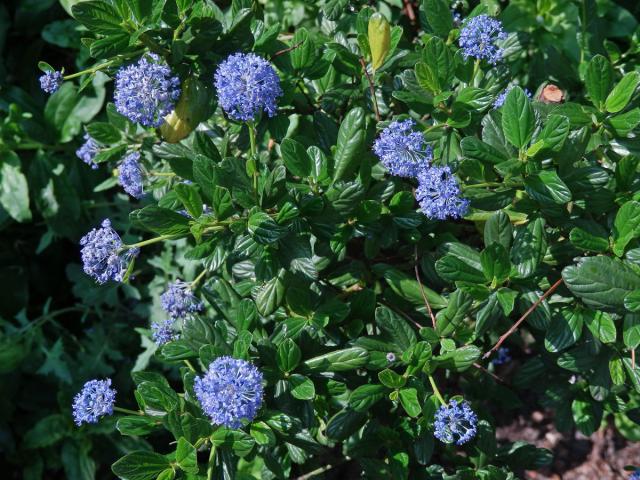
[368,13,390,73]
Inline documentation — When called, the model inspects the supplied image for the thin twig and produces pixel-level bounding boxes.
[473,362,505,383]
[359,57,381,121]
[272,40,304,58]
[294,463,341,480]
[483,278,564,360]
[414,246,437,329]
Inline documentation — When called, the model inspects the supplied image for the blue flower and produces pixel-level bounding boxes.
[72,378,116,426]
[493,86,532,109]
[386,352,396,362]
[80,219,139,284]
[459,15,507,64]
[76,134,100,169]
[491,347,512,366]
[39,70,63,94]
[214,52,283,122]
[630,470,640,480]
[161,281,204,319]
[118,152,144,198]
[194,356,264,428]
[114,53,181,127]
[434,399,478,445]
[373,119,432,178]
[416,166,470,220]
[151,319,178,346]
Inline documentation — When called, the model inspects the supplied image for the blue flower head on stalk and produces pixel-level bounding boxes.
[416,166,470,220]
[493,85,532,109]
[214,52,283,122]
[630,470,640,480]
[72,378,116,426]
[161,281,204,319]
[194,356,264,428]
[39,70,63,94]
[151,319,178,346]
[80,219,139,284]
[114,53,181,127]
[76,133,100,169]
[118,151,144,199]
[373,119,432,178]
[459,15,507,64]
[434,399,478,445]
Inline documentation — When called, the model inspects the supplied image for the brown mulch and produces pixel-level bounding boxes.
[496,412,640,479]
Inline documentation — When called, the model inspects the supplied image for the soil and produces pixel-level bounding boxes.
[496,412,640,479]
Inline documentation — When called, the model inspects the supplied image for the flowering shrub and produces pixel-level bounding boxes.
[3,0,640,478]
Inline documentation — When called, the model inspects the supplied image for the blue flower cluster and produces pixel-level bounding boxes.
[39,70,63,94]
[373,120,432,178]
[72,378,116,426]
[80,219,139,284]
[161,281,204,319]
[416,166,470,220]
[491,347,512,365]
[214,52,282,122]
[374,120,468,220]
[630,470,640,480]
[76,134,100,169]
[118,152,144,198]
[494,86,533,109]
[434,400,478,445]
[114,53,181,127]
[194,356,264,428]
[459,15,507,64]
[151,319,178,346]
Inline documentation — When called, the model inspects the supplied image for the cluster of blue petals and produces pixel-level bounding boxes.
[492,347,512,365]
[194,356,264,428]
[72,378,116,426]
[151,319,178,346]
[494,86,533,109]
[416,166,470,220]
[161,281,204,319]
[434,400,478,445]
[76,134,100,169]
[40,70,63,94]
[214,52,282,122]
[459,15,507,64]
[373,120,432,178]
[114,53,181,127]
[118,152,144,198]
[80,219,139,284]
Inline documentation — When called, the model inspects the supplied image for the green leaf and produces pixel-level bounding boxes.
[24,415,70,449]
[289,374,315,400]
[572,398,601,436]
[484,211,512,249]
[333,107,365,181]
[130,206,190,236]
[585,54,613,110]
[368,13,391,72]
[613,201,640,257]
[423,0,453,38]
[436,254,486,283]
[290,27,314,70]
[378,368,406,388]
[563,256,640,310]
[302,347,369,372]
[502,87,535,149]
[436,289,473,337]
[254,270,286,316]
[415,37,453,94]
[72,1,124,35]
[111,451,171,480]
[623,314,640,349]
[606,71,640,113]
[277,338,302,373]
[432,345,481,372]
[280,138,312,178]
[544,309,583,353]
[0,151,31,222]
[379,266,447,310]
[608,108,640,136]
[349,384,387,412]
[117,416,161,436]
[248,212,286,244]
[399,388,422,417]
[460,137,508,165]
[524,170,572,204]
[175,438,198,474]
[86,122,122,143]
[510,218,547,278]
[569,227,609,253]
[137,381,179,412]
[481,243,511,284]
[174,183,203,219]
[534,114,570,153]
[583,309,616,343]
[375,306,417,350]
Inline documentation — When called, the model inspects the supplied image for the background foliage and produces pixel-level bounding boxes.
[3,0,640,478]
